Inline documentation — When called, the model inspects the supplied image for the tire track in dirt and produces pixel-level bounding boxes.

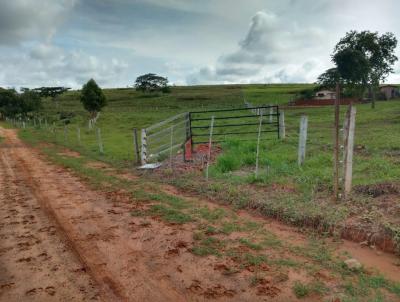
[0,139,100,301]
[2,127,399,302]
[0,129,189,302]
[0,130,303,301]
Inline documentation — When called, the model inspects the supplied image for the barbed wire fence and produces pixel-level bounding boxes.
[4,102,359,196]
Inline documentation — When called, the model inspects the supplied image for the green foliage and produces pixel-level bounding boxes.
[334,30,398,84]
[293,282,310,298]
[191,235,224,256]
[0,88,42,118]
[80,79,107,118]
[148,204,192,224]
[238,238,263,250]
[134,73,169,93]
[317,68,341,89]
[33,87,70,99]
[333,48,370,85]
[298,88,316,100]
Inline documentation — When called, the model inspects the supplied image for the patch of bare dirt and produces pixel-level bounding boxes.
[57,149,81,158]
[2,127,400,301]
[1,128,304,301]
[354,182,399,197]
[0,134,99,301]
[156,144,222,173]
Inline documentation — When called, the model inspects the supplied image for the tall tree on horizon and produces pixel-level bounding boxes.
[332,30,398,108]
[80,79,107,128]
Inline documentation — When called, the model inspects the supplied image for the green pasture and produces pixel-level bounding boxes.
[18,84,400,190]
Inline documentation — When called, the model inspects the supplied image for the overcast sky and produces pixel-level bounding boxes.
[1,0,400,89]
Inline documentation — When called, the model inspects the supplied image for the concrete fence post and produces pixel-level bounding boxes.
[96,128,104,154]
[298,115,308,166]
[169,125,174,168]
[205,116,215,181]
[343,106,356,199]
[279,111,285,139]
[255,113,264,178]
[64,125,68,144]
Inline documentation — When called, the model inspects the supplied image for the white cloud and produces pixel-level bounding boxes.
[0,43,128,88]
[188,10,330,84]
[1,1,400,87]
[0,0,77,45]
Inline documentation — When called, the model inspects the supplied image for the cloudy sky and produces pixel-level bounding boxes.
[1,0,400,89]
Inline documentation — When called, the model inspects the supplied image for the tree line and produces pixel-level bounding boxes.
[0,73,170,125]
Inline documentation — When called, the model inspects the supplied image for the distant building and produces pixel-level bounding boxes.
[314,90,336,100]
[379,85,399,100]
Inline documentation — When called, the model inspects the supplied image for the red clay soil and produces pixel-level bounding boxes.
[0,128,399,301]
[0,137,100,301]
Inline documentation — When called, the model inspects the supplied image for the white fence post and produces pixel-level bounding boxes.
[343,106,356,199]
[205,116,215,181]
[169,125,174,168]
[64,125,68,143]
[298,115,308,166]
[255,113,264,178]
[279,111,285,139]
[141,129,147,165]
[96,128,104,154]
[269,105,273,123]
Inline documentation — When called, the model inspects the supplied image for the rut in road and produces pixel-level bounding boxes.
[0,128,303,301]
[1,127,400,302]
[0,137,100,301]
[0,128,191,302]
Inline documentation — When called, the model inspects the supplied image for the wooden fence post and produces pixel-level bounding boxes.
[279,110,285,139]
[133,128,140,165]
[205,116,215,181]
[96,128,104,154]
[343,106,356,199]
[255,113,264,178]
[298,115,308,166]
[141,129,147,165]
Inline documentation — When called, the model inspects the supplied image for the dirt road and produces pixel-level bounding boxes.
[0,129,191,301]
[1,127,399,302]
[0,132,100,301]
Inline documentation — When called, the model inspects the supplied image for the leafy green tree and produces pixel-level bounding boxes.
[33,86,70,108]
[0,88,41,119]
[332,30,398,108]
[134,73,170,93]
[317,68,342,89]
[20,90,42,113]
[80,79,107,120]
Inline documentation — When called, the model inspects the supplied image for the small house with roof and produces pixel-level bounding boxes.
[379,85,399,100]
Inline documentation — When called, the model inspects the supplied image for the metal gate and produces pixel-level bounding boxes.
[141,112,190,164]
[189,105,280,145]
[140,105,280,164]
